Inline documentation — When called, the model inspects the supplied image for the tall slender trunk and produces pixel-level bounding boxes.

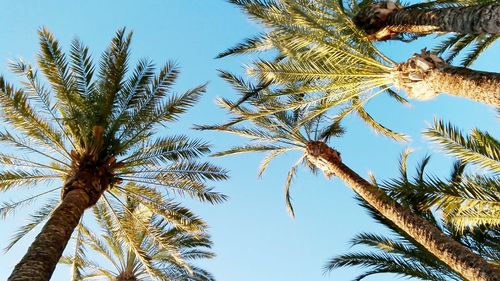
[8,189,91,281]
[394,49,500,107]
[306,141,500,281]
[354,2,500,40]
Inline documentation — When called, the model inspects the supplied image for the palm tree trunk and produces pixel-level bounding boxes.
[354,2,500,40]
[388,2,500,34]
[306,141,500,281]
[8,189,91,281]
[395,49,500,106]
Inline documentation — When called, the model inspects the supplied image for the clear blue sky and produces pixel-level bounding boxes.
[0,1,498,280]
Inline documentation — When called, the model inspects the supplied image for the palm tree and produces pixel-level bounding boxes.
[222,0,500,108]
[61,198,215,281]
[0,28,227,281]
[326,145,499,280]
[199,78,500,280]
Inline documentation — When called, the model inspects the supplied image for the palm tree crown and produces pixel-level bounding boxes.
[198,74,345,217]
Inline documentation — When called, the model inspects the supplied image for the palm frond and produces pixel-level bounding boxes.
[0,169,60,191]
[5,198,58,252]
[424,119,500,173]
[216,33,274,58]
[0,187,59,219]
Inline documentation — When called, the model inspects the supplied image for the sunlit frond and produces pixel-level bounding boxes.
[424,119,500,173]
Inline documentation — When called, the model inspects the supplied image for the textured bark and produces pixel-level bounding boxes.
[388,2,500,34]
[306,141,500,281]
[395,50,500,106]
[8,189,91,281]
[354,2,500,40]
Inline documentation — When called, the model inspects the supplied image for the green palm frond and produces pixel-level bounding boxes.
[0,170,60,191]
[422,175,500,231]
[432,32,498,67]
[384,140,499,231]
[0,74,69,157]
[350,97,408,142]
[424,119,500,173]
[216,33,274,58]
[123,135,211,166]
[116,184,207,232]
[325,251,457,281]
[69,38,96,99]
[0,187,59,219]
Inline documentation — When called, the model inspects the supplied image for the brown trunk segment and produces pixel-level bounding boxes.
[396,49,500,107]
[407,65,500,106]
[8,189,91,281]
[306,141,500,281]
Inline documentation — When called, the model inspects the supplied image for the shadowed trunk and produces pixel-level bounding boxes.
[8,189,91,281]
[388,2,500,34]
[355,2,500,40]
[395,49,500,106]
[306,141,500,281]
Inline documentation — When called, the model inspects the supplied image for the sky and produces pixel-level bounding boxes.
[0,1,498,281]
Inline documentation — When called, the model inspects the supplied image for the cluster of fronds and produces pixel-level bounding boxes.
[220,0,410,141]
[61,199,215,281]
